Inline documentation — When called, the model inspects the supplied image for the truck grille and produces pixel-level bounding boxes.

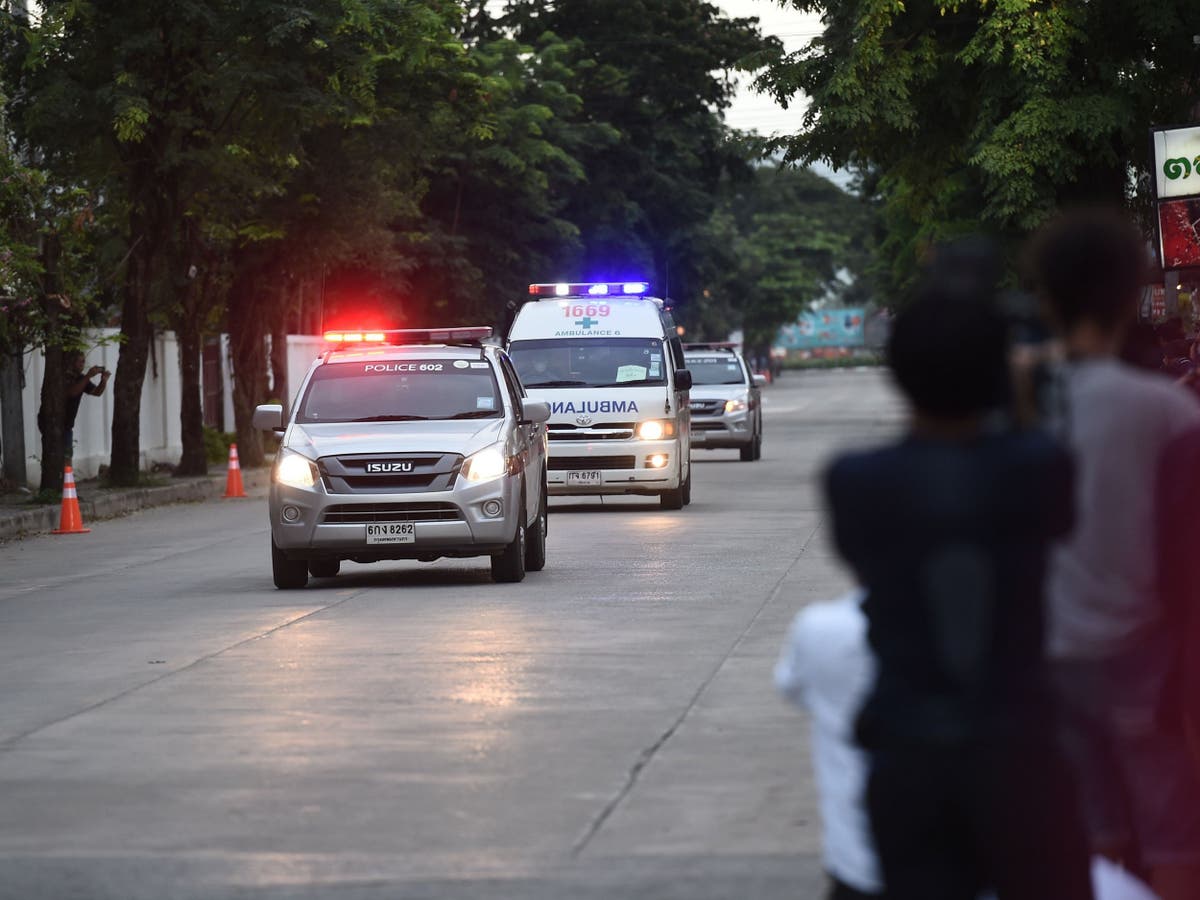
[322,502,463,524]
[548,455,636,471]
[691,421,727,432]
[689,399,725,416]
[320,453,463,494]
[548,422,635,441]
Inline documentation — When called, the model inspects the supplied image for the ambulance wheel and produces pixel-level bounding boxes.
[272,538,309,589]
[682,466,692,506]
[492,509,528,583]
[309,558,340,578]
[524,488,547,572]
[660,470,685,510]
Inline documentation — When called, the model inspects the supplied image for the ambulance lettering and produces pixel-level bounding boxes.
[548,400,641,415]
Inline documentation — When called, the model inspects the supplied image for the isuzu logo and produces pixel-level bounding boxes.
[365,461,414,473]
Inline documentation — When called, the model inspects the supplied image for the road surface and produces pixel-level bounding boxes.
[0,368,902,899]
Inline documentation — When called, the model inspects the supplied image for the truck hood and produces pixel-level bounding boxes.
[524,386,674,425]
[286,420,506,459]
[689,385,750,402]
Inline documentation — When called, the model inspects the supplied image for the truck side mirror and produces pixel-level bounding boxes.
[252,404,284,432]
[674,369,693,392]
[520,399,552,424]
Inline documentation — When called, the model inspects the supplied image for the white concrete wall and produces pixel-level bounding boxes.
[16,331,327,488]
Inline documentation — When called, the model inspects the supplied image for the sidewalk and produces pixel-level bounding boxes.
[0,464,271,543]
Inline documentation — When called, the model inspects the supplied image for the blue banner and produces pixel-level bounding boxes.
[776,309,866,350]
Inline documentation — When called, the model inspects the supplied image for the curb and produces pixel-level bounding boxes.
[0,467,271,543]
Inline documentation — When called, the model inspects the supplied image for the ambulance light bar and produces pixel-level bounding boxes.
[323,327,493,346]
[528,281,650,298]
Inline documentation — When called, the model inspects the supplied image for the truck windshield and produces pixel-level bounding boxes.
[684,356,746,386]
[509,338,667,388]
[296,360,503,423]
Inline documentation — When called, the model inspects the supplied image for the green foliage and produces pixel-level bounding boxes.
[689,164,875,347]
[759,0,1200,299]
[498,0,782,316]
[202,427,235,465]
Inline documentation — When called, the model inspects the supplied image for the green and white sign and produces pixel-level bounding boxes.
[1154,125,1200,200]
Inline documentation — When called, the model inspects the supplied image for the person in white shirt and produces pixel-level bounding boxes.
[775,589,882,899]
[776,590,1160,900]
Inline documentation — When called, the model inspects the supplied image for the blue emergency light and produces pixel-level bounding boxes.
[528,281,650,298]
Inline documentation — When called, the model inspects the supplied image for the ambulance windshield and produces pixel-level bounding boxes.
[509,338,667,388]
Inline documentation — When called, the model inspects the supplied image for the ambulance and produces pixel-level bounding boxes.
[507,282,693,509]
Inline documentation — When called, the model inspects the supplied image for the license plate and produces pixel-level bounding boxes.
[366,522,415,544]
[566,470,602,486]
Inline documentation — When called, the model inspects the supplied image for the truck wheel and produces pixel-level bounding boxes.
[524,490,547,572]
[272,537,309,589]
[491,511,528,583]
[682,466,692,506]
[309,558,340,578]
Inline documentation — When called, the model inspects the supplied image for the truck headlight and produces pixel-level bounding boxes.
[462,445,508,483]
[724,397,748,414]
[636,420,676,440]
[275,450,318,488]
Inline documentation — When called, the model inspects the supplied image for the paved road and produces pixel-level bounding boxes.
[0,369,902,900]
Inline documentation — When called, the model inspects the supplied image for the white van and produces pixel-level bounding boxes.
[507,282,693,509]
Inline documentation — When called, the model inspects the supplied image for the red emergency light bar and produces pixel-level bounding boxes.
[528,281,650,298]
[323,327,493,346]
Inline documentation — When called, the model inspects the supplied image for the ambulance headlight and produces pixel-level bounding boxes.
[724,396,749,414]
[636,420,675,440]
[462,445,508,483]
[275,450,318,488]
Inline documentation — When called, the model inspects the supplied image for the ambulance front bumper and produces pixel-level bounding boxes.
[545,440,680,495]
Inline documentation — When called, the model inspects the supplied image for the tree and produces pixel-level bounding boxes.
[7,0,473,477]
[397,29,591,330]
[758,0,1200,297]
[501,0,780,311]
[696,164,874,350]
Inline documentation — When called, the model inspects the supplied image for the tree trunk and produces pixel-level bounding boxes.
[109,223,155,486]
[228,267,267,467]
[174,319,207,476]
[0,349,28,487]
[38,235,65,494]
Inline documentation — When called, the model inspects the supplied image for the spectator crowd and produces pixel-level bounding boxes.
[777,210,1200,900]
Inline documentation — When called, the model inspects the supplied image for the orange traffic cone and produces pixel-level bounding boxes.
[224,443,246,498]
[52,465,90,535]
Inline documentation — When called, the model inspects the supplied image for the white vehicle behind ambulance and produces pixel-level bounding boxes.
[508,282,693,509]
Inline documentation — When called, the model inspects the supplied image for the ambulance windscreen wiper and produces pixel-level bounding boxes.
[524,379,587,387]
[349,414,430,422]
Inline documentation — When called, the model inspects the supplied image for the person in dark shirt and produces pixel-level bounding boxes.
[824,285,1092,900]
[38,351,110,461]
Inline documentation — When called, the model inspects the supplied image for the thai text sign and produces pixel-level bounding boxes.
[777,308,866,350]
[1154,126,1200,200]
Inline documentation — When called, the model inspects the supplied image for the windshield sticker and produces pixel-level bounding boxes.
[649,360,661,377]
[616,364,647,383]
[453,360,470,369]
[476,396,496,410]
[471,362,489,368]
[548,399,640,415]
